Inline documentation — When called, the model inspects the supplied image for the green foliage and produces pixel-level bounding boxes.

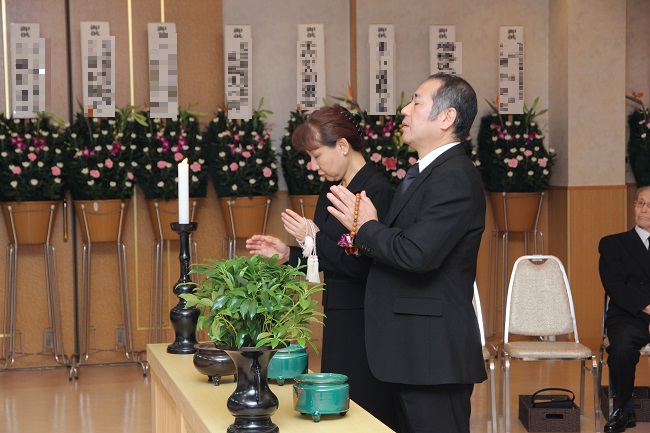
[180,254,325,351]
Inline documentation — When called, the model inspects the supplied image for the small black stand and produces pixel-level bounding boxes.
[167,222,200,354]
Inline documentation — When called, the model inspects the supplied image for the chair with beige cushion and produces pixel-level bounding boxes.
[499,255,600,433]
[473,282,497,433]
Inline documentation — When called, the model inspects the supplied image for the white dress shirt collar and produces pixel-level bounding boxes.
[417,142,460,172]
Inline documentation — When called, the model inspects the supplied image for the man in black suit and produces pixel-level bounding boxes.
[599,185,650,433]
[327,73,486,433]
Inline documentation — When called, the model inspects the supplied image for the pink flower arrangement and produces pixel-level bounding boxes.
[477,97,556,192]
[133,106,209,200]
[63,105,141,200]
[0,112,66,202]
[205,102,279,199]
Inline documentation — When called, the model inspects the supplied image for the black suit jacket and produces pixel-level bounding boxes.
[355,144,487,385]
[599,229,650,332]
[289,162,393,310]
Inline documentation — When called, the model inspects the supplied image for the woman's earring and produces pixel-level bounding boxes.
[343,151,348,156]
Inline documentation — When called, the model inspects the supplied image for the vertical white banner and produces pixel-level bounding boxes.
[368,24,395,115]
[224,25,252,120]
[498,26,524,114]
[81,22,115,118]
[148,23,178,118]
[10,23,45,118]
[297,24,325,112]
[429,25,462,75]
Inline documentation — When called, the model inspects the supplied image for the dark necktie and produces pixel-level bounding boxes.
[395,163,419,199]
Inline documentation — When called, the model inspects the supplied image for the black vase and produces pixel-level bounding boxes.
[221,347,279,433]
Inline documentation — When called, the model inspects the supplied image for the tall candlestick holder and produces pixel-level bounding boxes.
[167,221,200,354]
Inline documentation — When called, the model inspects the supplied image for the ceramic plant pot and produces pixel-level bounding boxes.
[293,373,350,422]
[267,344,308,385]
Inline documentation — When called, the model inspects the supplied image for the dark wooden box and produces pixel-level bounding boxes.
[518,395,580,432]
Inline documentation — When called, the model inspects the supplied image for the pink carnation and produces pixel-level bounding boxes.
[262,167,272,178]
[190,162,201,172]
[507,159,518,168]
[127,172,134,180]
[28,153,37,161]
[383,157,397,171]
[90,170,100,179]
[157,161,167,169]
[370,153,382,163]
[12,166,21,175]
[524,150,533,157]
[229,162,239,171]
[396,168,406,179]
[242,151,251,158]
[51,166,61,176]
[538,159,547,167]
[105,158,114,168]
[174,152,184,162]
[408,157,418,166]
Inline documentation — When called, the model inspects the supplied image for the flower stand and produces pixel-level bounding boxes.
[219,196,271,259]
[71,199,147,379]
[289,195,319,221]
[146,199,199,344]
[486,191,545,337]
[0,201,68,370]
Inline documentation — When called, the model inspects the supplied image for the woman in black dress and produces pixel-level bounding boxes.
[246,105,395,430]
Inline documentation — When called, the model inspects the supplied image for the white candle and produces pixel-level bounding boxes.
[178,158,190,224]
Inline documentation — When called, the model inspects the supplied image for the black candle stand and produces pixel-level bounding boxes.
[167,222,200,354]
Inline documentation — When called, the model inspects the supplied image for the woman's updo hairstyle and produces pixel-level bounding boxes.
[292,104,364,153]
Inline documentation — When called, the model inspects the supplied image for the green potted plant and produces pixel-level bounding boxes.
[476,97,557,232]
[280,107,324,219]
[204,100,279,239]
[133,105,209,240]
[63,105,145,243]
[0,112,66,244]
[626,91,650,187]
[180,254,324,433]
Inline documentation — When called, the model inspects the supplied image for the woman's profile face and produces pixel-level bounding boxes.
[306,140,347,183]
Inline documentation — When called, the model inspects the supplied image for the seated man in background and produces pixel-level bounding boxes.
[599,185,650,433]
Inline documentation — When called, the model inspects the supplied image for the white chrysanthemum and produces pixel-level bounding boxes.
[516,155,523,161]
[170,131,176,137]
[507,171,514,177]
[249,179,256,184]
[222,165,228,171]
[271,162,277,169]
[92,133,99,139]
[231,184,238,191]
[298,159,304,165]
[495,149,502,154]
[239,161,246,167]
[269,180,275,186]
[543,169,549,175]
[219,152,226,158]
[192,175,198,182]
[87,180,95,186]
[25,133,32,139]
[125,181,132,187]
[81,168,89,174]
[505,121,512,127]
[110,181,117,187]
[528,171,534,176]
[510,147,517,153]
[101,130,108,135]
[118,162,125,167]
[37,161,44,168]
[157,181,164,188]
[503,158,509,163]
[514,121,521,126]
[307,174,314,180]
[1,152,6,158]
[54,178,62,184]
[10,181,17,188]
[256,158,263,164]
[95,145,102,152]
[145,164,152,170]
[22,161,30,168]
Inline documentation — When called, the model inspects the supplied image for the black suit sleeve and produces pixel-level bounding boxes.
[599,235,650,318]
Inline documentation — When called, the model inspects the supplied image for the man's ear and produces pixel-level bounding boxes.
[440,107,457,132]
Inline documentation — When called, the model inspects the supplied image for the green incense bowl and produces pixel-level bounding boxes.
[293,373,350,422]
